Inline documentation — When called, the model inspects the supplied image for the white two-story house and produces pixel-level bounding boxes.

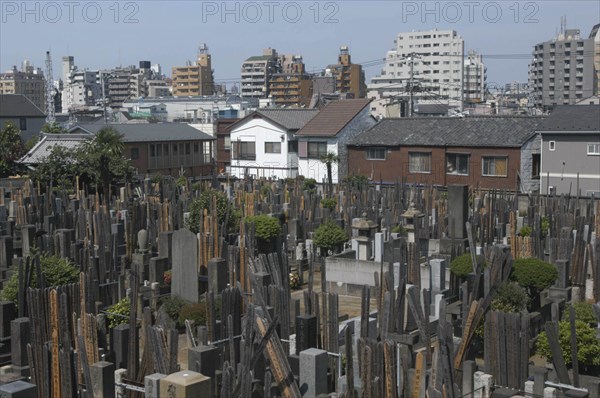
[228,109,318,179]
[295,99,375,183]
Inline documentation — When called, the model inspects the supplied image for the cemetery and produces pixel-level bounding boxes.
[0,173,599,398]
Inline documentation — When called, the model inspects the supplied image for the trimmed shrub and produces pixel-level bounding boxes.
[321,197,337,211]
[491,282,529,313]
[159,295,185,322]
[245,215,281,241]
[314,221,348,252]
[511,257,557,294]
[450,253,475,278]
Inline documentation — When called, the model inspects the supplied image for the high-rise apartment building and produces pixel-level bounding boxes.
[240,48,296,99]
[172,44,215,97]
[464,51,487,104]
[267,56,313,107]
[590,23,600,95]
[325,46,367,99]
[368,29,465,117]
[528,28,595,109]
[0,61,46,111]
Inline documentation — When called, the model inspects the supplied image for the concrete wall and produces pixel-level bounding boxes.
[541,133,600,196]
[520,134,541,193]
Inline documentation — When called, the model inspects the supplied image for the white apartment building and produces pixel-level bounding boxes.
[368,29,465,117]
[61,56,102,112]
[464,50,487,104]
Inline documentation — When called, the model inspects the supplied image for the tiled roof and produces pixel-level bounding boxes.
[295,99,372,137]
[71,123,215,142]
[350,116,546,148]
[254,109,319,131]
[537,105,600,132]
[19,134,91,164]
[0,94,45,117]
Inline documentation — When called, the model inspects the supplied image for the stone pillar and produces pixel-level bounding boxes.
[524,380,534,397]
[21,225,35,257]
[188,345,220,378]
[11,318,29,367]
[0,380,38,397]
[543,387,557,398]
[462,360,476,398]
[430,259,446,292]
[112,324,129,369]
[299,348,328,397]
[208,258,228,295]
[115,368,127,398]
[533,367,548,398]
[159,371,211,397]
[91,361,115,398]
[144,373,167,398]
[295,315,317,354]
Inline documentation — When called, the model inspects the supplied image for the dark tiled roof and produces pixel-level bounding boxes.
[71,123,215,142]
[537,105,600,132]
[296,99,372,137]
[244,55,272,62]
[0,94,45,117]
[254,109,319,131]
[350,116,546,148]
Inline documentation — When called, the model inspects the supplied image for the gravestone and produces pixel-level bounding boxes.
[158,231,174,265]
[90,361,115,398]
[188,345,220,378]
[159,370,211,397]
[0,380,38,397]
[0,236,13,268]
[208,258,228,295]
[554,260,569,289]
[145,373,167,398]
[111,324,129,369]
[295,315,317,354]
[448,185,468,240]
[172,229,199,303]
[11,318,29,367]
[149,257,169,284]
[299,348,328,397]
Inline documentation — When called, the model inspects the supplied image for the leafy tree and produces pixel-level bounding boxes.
[30,145,80,192]
[81,127,132,203]
[343,174,369,189]
[320,151,339,196]
[41,122,67,134]
[536,314,600,374]
[511,258,557,299]
[301,178,317,193]
[490,282,529,313]
[314,221,348,254]
[0,121,25,177]
[245,215,281,241]
[0,254,80,305]
[186,189,239,234]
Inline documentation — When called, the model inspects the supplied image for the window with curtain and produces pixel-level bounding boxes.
[232,141,256,160]
[308,142,327,159]
[482,156,508,177]
[366,147,386,160]
[264,142,281,154]
[409,152,431,173]
[446,153,469,175]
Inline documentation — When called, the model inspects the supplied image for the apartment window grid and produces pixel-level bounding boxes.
[265,142,281,154]
[587,143,600,155]
[446,153,469,175]
[409,152,431,173]
[482,156,508,177]
[366,147,386,160]
[308,142,328,159]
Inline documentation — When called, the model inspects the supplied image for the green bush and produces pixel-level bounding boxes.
[541,217,550,238]
[186,189,239,234]
[491,282,529,313]
[511,258,557,295]
[536,319,600,373]
[245,215,282,241]
[178,302,208,327]
[176,175,187,188]
[321,197,337,211]
[0,254,80,305]
[519,225,532,237]
[391,225,407,236]
[314,221,348,252]
[343,174,369,188]
[450,253,475,278]
[106,298,131,329]
[302,178,317,192]
[573,302,596,325]
[159,295,185,322]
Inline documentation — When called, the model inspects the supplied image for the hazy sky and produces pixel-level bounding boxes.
[1,0,598,87]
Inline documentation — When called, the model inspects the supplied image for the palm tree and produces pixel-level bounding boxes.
[320,151,339,197]
[85,127,125,204]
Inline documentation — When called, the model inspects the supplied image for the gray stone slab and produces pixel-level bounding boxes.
[172,229,199,303]
[188,345,220,378]
[299,348,328,397]
[144,373,167,398]
[208,258,228,295]
[0,380,38,397]
[91,361,115,398]
[11,318,29,367]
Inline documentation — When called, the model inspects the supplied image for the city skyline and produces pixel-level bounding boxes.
[1,1,599,88]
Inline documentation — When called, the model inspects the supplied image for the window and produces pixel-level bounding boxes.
[308,142,327,159]
[185,143,191,155]
[366,147,386,160]
[587,143,600,155]
[446,153,469,175]
[130,147,139,160]
[232,141,256,160]
[19,118,26,130]
[224,137,231,150]
[549,141,556,151]
[532,154,540,179]
[409,152,431,173]
[265,142,281,154]
[482,156,508,177]
[149,144,155,157]
[288,141,298,153]
[194,143,199,153]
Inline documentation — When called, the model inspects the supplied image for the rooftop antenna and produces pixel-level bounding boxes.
[45,50,55,123]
